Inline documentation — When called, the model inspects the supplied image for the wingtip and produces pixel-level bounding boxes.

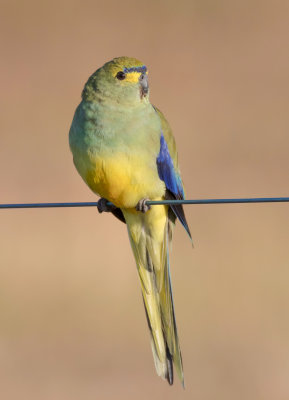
[184,225,194,248]
[190,235,194,248]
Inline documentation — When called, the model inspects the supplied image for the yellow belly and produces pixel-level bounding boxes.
[83,153,165,209]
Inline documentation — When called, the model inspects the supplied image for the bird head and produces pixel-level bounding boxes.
[82,57,149,105]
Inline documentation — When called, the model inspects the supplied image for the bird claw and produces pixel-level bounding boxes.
[135,198,151,213]
[97,198,116,213]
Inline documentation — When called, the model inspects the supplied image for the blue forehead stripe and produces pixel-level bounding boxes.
[123,65,147,74]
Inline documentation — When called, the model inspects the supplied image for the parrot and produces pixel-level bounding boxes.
[69,57,191,386]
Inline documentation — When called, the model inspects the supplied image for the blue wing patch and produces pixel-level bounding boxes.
[157,134,184,199]
[157,133,191,239]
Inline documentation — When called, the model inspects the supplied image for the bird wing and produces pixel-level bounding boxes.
[154,107,192,240]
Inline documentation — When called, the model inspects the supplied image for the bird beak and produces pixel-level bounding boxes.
[139,73,149,98]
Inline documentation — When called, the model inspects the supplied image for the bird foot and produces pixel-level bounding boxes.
[97,198,116,213]
[135,198,151,213]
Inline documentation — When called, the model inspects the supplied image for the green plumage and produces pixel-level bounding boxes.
[69,57,188,386]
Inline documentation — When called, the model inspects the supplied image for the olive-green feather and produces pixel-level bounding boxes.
[69,57,188,387]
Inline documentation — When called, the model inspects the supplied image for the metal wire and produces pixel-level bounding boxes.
[1,197,289,209]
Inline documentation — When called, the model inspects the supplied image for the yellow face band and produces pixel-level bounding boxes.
[125,71,142,83]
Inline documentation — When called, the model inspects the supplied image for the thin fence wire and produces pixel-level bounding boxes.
[1,197,289,209]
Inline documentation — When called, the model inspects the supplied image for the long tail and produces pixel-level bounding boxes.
[123,206,184,386]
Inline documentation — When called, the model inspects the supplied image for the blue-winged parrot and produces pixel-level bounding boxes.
[69,57,191,386]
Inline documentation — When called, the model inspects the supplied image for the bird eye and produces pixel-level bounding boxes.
[116,71,126,80]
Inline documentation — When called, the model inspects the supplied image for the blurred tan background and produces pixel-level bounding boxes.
[1,1,289,399]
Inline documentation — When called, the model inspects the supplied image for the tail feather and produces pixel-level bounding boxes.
[124,206,184,386]
[165,343,174,385]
